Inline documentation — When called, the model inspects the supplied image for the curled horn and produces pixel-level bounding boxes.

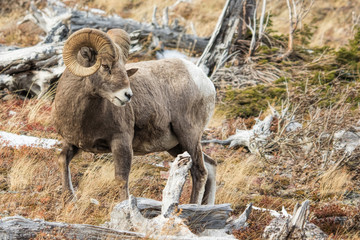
[107,29,130,63]
[63,28,118,77]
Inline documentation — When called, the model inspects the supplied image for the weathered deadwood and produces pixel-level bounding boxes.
[197,0,254,76]
[0,43,64,97]
[105,196,233,238]
[108,197,232,230]
[69,7,208,53]
[162,152,192,217]
[225,202,253,232]
[202,106,303,155]
[236,0,256,40]
[104,152,197,238]
[0,44,63,74]
[263,200,328,240]
[0,215,144,240]
[106,152,232,234]
[202,106,278,153]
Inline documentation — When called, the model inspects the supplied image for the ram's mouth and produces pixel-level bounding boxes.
[114,97,126,106]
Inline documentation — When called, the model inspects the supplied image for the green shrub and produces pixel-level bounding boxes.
[219,84,286,118]
[335,27,360,72]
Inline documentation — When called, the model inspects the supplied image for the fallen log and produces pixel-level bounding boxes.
[0,215,144,240]
[70,9,208,53]
[0,44,64,97]
[202,106,279,153]
[202,105,303,156]
[107,197,233,231]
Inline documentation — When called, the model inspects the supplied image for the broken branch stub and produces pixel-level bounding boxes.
[162,151,192,217]
[197,0,255,76]
[263,200,328,240]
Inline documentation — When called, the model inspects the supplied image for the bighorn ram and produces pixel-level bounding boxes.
[53,28,216,204]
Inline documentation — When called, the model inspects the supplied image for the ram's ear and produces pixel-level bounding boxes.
[126,68,138,78]
[77,47,96,67]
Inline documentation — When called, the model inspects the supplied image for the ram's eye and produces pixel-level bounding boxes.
[102,64,111,74]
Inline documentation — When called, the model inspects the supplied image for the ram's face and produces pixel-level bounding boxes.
[95,59,137,107]
[62,28,137,107]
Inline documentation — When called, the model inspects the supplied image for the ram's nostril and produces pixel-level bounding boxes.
[125,92,133,100]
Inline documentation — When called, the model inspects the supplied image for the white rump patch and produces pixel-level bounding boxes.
[180,59,216,126]
[180,59,215,97]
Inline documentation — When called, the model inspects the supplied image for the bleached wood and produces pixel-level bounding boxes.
[108,197,232,231]
[290,200,309,230]
[263,200,328,240]
[152,6,160,28]
[202,109,278,153]
[226,203,252,232]
[0,43,64,97]
[161,152,192,217]
[0,216,143,240]
[162,7,169,28]
[70,7,208,52]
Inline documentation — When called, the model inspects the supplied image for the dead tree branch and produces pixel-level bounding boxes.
[277,0,315,61]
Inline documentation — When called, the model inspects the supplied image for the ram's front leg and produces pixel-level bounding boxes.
[58,143,79,198]
[111,136,133,201]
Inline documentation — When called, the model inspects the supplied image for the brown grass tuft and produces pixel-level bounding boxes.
[216,154,263,204]
[8,156,46,191]
[318,167,354,199]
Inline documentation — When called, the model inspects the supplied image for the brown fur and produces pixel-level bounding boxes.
[53,47,216,204]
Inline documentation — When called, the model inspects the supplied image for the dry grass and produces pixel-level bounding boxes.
[0,94,56,138]
[8,156,46,191]
[0,12,44,46]
[216,154,262,204]
[318,167,354,199]
[60,157,120,224]
[267,0,360,48]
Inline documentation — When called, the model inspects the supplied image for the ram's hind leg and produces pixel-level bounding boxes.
[58,143,79,198]
[201,153,216,205]
[167,128,208,204]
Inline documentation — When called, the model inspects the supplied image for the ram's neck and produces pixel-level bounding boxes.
[53,72,105,137]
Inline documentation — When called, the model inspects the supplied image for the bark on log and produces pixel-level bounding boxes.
[197,0,255,76]
[236,0,256,40]
[0,216,144,240]
[0,44,64,97]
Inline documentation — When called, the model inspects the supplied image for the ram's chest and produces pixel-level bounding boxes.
[53,98,120,153]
